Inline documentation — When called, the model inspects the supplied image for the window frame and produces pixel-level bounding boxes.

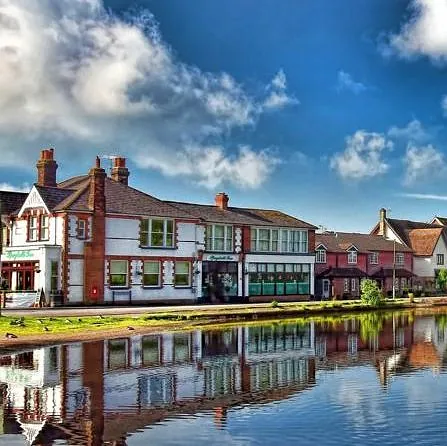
[351,278,357,292]
[142,260,161,288]
[369,252,379,265]
[50,261,59,292]
[174,261,191,288]
[344,278,350,292]
[437,253,445,266]
[140,218,175,249]
[206,224,233,252]
[395,252,405,266]
[347,249,358,264]
[315,248,327,263]
[28,216,39,241]
[39,215,49,241]
[251,228,308,253]
[109,260,129,288]
[77,218,87,239]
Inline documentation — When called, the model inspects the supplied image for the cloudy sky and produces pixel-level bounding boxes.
[2,0,447,231]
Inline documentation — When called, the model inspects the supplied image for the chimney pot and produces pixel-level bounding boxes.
[215,192,229,210]
[111,156,129,186]
[36,148,58,187]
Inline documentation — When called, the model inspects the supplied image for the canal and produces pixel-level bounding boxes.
[0,309,446,445]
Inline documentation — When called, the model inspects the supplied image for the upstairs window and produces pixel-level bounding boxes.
[140,219,174,248]
[316,249,327,263]
[206,225,233,251]
[395,252,405,266]
[437,254,445,266]
[252,228,308,253]
[369,252,379,265]
[40,215,49,240]
[28,216,38,241]
[77,219,87,239]
[347,248,357,264]
[109,260,129,287]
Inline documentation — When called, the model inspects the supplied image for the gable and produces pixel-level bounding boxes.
[316,243,327,251]
[18,187,49,217]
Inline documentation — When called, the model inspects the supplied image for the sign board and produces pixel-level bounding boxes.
[3,250,38,261]
[203,254,239,262]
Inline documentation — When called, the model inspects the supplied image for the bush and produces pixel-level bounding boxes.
[360,279,384,306]
[437,269,447,292]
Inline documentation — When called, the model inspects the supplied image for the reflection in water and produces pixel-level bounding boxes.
[0,311,446,445]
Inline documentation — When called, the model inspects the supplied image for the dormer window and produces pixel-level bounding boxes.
[347,248,358,264]
[316,248,327,263]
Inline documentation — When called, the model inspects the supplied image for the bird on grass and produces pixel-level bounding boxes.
[5,333,17,339]
[65,319,73,324]
[77,318,82,323]
[43,326,50,332]
[98,315,104,319]
[37,319,43,324]
[127,326,135,331]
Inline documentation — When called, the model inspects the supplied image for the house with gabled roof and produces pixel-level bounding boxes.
[371,209,447,291]
[0,149,317,306]
[315,231,413,299]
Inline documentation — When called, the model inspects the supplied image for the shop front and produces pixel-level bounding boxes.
[201,253,243,303]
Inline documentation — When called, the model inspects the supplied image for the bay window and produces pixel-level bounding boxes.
[206,225,233,251]
[251,228,308,253]
[140,219,174,248]
[174,261,191,287]
[143,261,161,287]
[110,260,129,287]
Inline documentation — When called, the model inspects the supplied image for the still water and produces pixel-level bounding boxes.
[0,309,447,445]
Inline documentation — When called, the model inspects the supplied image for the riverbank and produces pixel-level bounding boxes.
[1,298,447,349]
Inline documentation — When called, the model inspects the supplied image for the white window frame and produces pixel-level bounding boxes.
[141,219,174,248]
[109,260,129,288]
[174,261,191,287]
[344,278,349,292]
[40,215,49,240]
[206,224,233,252]
[395,252,404,266]
[28,216,38,241]
[251,228,308,253]
[77,219,87,239]
[369,252,379,265]
[347,249,358,264]
[316,249,327,263]
[143,261,161,287]
[351,278,357,292]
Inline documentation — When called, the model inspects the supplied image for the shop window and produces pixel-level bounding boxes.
[143,261,161,287]
[28,216,38,241]
[109,260,129,287]
[174,261,191,287]
[206,224,233,251]
[40,215,49,240]
[140,219,174,248]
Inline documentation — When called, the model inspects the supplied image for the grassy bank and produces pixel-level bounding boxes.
[0,298,442,348]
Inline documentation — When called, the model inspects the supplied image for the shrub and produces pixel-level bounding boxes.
[437,269,447,292]
[360,279,384,306]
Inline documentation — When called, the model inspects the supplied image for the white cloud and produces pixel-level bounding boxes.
[336,71,367,94]
[0,183,30,193]
[388,119,430,142]
[386,0,447,61]
[330,130,393,180]
[0,0,296,189]
[398,192,447,201]
[403,143,446,184]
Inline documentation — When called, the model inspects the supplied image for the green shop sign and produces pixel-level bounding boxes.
[207,254,237,261]
[4,250,36,261]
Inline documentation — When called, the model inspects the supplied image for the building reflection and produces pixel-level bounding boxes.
[0,313,446,445]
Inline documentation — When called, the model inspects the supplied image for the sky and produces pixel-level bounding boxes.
[3,0,447,231]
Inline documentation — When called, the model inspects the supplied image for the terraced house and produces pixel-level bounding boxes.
[0,149,316,307]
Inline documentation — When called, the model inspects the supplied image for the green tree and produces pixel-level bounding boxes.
[436,269,447,292]
[360,279,383,306]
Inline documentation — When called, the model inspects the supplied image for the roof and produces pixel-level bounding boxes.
[433,216,447,226]
[0,191,28,215]
[34,185,76,211]
[370,268,414,278]
[316,232,412,253]
[385,218,445,256]
[317,267,366,278]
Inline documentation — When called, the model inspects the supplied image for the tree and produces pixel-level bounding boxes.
[360,279,383,306]
[436,269,447,292]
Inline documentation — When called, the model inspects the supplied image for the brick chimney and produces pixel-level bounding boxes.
[84,156,106,304]
[215,193,229,210]
[36,148,58,187]
[379,208,387,237]
[111,157,129,186]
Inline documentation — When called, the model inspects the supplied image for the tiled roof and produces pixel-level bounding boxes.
[370,268,414,278]
[316,232,412,253]
[0,191,28,215]
[386,219,444,256]
[34,185,75,211]
[317,267,366,278]
[433,216,447,226]
[57,175,89,190]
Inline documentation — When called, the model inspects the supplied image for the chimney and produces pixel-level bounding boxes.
[111,157,129,186]
[379,208,387,236]
[88,156,107,214]
[215,192,229,210]
[36,148,58,187]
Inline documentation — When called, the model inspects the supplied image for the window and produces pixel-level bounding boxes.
[110,260,129,287]
[28,216,38,241]
[206,225,233,251]
[351,278,357,292]
[143,261,161,287]
[344,279,349,292]
[77,219,87,239]
[50,261,58,292]
[316,249,327,263]
[395,252,404,266]
[251,228,308,253]
[140,219,174,248]
[174,261,191,287]
[40,215,49,240]
[437,254,445,266]
[347,249,357,264]
[369,252,379,265]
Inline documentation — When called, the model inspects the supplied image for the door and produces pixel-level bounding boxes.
[322,279,330,299]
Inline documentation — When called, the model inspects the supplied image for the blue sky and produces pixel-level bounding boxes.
[2,0,447,231]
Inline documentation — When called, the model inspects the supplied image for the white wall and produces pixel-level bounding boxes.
[413,236,447,278]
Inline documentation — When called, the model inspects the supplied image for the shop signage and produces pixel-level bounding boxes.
[204,254,239,262]
[4,250,37,261]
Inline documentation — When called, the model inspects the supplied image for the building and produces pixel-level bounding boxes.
[0,149,316,307]
[315,231,413,299]
[371,209,447,291]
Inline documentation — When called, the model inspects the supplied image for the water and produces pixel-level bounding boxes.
[0,309,447,445]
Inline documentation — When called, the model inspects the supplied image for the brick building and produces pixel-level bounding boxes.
[0,149,316,307]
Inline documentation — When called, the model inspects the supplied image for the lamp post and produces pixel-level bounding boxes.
[392,239,396,300]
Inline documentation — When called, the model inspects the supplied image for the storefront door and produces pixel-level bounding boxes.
[202,262,238,303]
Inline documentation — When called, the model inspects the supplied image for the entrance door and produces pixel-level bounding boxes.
[322,279,330,299]
[202,262,238,303]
